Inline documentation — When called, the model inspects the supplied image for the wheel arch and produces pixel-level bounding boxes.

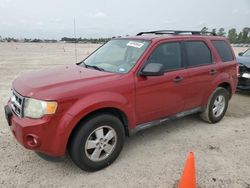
[217,82,232,99]
[202,80,232,109]
[67,107,130,151]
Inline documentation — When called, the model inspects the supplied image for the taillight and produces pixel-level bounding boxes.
[236,64,239,76]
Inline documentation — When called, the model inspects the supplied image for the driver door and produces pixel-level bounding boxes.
[135,41,189,124]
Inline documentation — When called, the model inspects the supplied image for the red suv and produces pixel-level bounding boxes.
[4,30,238,171]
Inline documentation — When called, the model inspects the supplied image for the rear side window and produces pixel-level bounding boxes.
[184,41,212,67]
[212,40,234,62]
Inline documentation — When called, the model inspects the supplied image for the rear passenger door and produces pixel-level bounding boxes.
[183,40,218,110]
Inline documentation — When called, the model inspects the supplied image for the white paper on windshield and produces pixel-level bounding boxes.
[127,41,144,48]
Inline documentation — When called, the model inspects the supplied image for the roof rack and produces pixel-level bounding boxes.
[136,30,216,36]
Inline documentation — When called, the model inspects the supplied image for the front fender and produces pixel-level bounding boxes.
[53,91,135,155]
[68,91,132,117]
[65,91,134,133]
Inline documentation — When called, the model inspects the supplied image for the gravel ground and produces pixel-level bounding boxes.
[0,43,249,188]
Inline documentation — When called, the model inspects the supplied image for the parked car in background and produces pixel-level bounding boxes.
[237,48,250,91]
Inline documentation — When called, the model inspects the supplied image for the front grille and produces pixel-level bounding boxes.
[238,77,250,86]
[10,90,24,118]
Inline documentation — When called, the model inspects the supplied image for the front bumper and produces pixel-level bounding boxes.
[4,103,74,156]
[237,77,250,91]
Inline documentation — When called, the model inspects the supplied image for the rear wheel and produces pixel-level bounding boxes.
[68,114,125,172]
[200,87,229,123]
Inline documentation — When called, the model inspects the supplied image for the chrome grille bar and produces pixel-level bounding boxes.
[10,90,24,118]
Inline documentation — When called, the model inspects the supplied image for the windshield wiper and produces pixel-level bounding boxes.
[83,63,105,71]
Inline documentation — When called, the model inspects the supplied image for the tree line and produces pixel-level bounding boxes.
[201,27,250,43]
[1,27,250,44]
[0,37,58,43]
[60,37,111,43]
[0,36,111,43]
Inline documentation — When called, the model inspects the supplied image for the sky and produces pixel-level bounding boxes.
[0,0,249,39]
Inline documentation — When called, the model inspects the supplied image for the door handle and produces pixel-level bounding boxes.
[173,76,184,83]
[209,69,217,75]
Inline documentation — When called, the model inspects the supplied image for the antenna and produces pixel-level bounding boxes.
[73,18,78,63]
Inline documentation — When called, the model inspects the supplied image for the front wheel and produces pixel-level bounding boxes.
[35,152,64,162]
[200,87,229,123]
[68,114,125,172]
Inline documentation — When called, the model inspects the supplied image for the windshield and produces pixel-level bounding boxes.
[82,39,150,73]
[243,48,250,57]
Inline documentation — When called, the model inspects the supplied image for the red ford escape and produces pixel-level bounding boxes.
[4,30,238,171]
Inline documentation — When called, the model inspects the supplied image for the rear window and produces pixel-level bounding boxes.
[184,41,212,67]
[212,40,234,62]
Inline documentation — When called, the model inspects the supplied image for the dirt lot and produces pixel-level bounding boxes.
[0,43,249,188]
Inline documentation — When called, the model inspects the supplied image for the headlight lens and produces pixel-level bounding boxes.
[24,98,57,118]
[242,73,250,79]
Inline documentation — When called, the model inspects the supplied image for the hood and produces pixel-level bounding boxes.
[236,56,250,68]
[13,65,119,99]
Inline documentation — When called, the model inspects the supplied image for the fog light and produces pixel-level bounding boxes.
[33,137,38,145]
[25,134,41,148]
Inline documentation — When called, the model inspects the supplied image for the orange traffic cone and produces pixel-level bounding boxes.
[178,152,196,188]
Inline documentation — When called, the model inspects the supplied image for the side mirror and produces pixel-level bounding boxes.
[238,52,244,56]
[139,63,164,76]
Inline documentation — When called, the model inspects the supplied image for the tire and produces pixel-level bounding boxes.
[35,152,64,162]
[200,87,229,123]
[68,114,125,172]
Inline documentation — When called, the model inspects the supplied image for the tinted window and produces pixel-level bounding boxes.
[212,40,234,62]
[148,42,182,71]
[185,41,212,67]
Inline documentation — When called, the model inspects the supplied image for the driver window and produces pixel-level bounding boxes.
[148,42,182,71]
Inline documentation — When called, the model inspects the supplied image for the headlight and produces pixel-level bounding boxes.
[24,98,58,118]
[242,73,250,79]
